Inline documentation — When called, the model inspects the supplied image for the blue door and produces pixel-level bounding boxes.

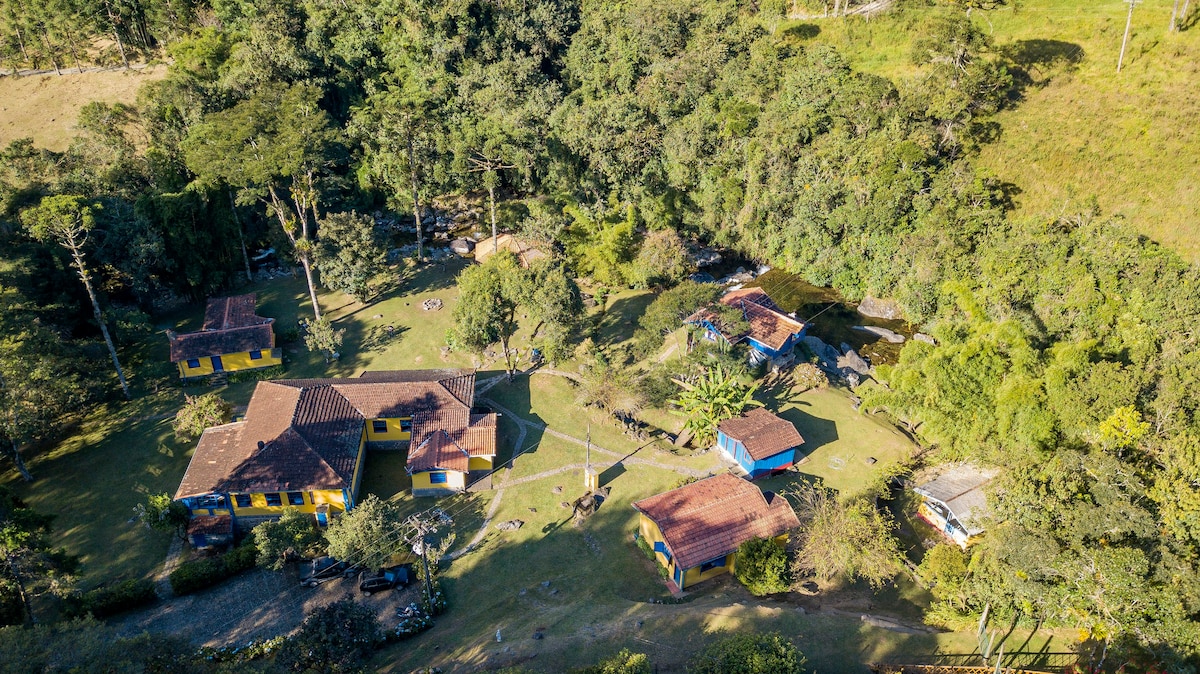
[316,512,328,526]
[211,355,224,372]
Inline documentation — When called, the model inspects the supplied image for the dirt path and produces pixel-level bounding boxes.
[448,394,708,560]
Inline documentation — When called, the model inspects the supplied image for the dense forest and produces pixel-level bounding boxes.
[2,0,1200,669]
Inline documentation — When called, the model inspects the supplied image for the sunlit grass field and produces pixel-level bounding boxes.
[789,0,1200,262]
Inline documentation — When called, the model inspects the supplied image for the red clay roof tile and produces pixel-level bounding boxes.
[169,294,275,363]
[717,408,804,461]
[632,473,800,570]
[685,287,806,352]
[174,370,494,499]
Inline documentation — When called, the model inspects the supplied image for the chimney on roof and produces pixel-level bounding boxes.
[257,440,265,450]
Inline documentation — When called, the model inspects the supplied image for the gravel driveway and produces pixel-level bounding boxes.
[111,566,421,648]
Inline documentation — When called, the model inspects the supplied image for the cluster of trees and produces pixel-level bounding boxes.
[0,0,192,73]
[862,215,1200,664]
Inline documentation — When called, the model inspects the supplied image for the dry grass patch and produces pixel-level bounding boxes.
[0,65,166,151]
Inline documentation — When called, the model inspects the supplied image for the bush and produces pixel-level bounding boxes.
[172,393,232,442]
[634,533,669,580]
[169,537,257,595]
[226,364,286,383]
[734,537,791,596]
[569,649,652,674]
[275,599,384,673]
[254,509,324,570]
[64,579,157,619]
[688,632,807,674]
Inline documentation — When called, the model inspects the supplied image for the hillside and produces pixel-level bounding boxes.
[0,65,166,152]
[798,0,1200,262]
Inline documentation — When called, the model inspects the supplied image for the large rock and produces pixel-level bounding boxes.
[802,336,842,370]
[857,296,905,320]
[852,325,906,343]
[837,348,872,376]
[450,238,475,254]
[914,332,937,345]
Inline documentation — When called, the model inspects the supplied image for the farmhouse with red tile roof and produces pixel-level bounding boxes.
[684,287,807,368]
[174,369,497,544]
[716,408,805,479]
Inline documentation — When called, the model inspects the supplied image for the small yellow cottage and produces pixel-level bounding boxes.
[168,293,281,379]
[633,473,799,591]
[174,369,497,541]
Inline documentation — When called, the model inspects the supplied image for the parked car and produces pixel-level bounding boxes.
[302,557,354,587]
[359,565,413,596]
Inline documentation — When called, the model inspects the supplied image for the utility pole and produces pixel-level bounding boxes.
[405,509,452,613]
[1117,0,1139,73]
[584,424,598,493]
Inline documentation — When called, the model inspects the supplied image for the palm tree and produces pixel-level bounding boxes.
[670,364,762,446]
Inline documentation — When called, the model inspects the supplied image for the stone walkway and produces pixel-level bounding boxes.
[154,536,185,599]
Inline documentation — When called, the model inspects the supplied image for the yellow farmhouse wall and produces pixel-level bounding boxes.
[229,488,350,517]
[365,417,412,442]
[468,456,494,471]
[178,349,283,377]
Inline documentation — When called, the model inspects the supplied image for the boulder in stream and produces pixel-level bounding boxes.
[857,296,905,320]
[837,348,872,376]
[852,325,906,343]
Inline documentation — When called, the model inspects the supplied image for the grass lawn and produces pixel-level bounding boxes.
[755,386,916,498]
[1,395,190,586]
[792,0,1200,262]
[485,375,721,474]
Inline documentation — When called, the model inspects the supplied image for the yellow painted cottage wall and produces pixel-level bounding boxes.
[412,470,467,493]
[177,349,282,377]
[468,455,494,471]
[231,489,349,517]
[638,513,788,590]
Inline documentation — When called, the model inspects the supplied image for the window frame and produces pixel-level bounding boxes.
[249,349,262,360]
[233,494,251,509]
[185,358,201,369]
[429,472,448,485]
[399,418,412,432]
[371,419,388,434]
[699,556,726,573]
[264,493,283,507]
[286,491,304,506]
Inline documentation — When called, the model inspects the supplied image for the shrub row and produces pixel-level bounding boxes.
[63,578,158,619]
[226,364,286,383]
[169,539,257,596]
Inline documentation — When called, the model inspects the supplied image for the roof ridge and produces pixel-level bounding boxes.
[670,477,759,517]
[275,425,347,486]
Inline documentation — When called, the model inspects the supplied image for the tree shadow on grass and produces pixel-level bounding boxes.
[479,375,546,470]
[774,403,839,459]
[999,39,1085,100]
[593,293,656,348]
[392,257,470,296]
[782,23,820,40]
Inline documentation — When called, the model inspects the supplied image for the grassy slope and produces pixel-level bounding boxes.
[795,0,1200,262]
[0,65,167,152]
